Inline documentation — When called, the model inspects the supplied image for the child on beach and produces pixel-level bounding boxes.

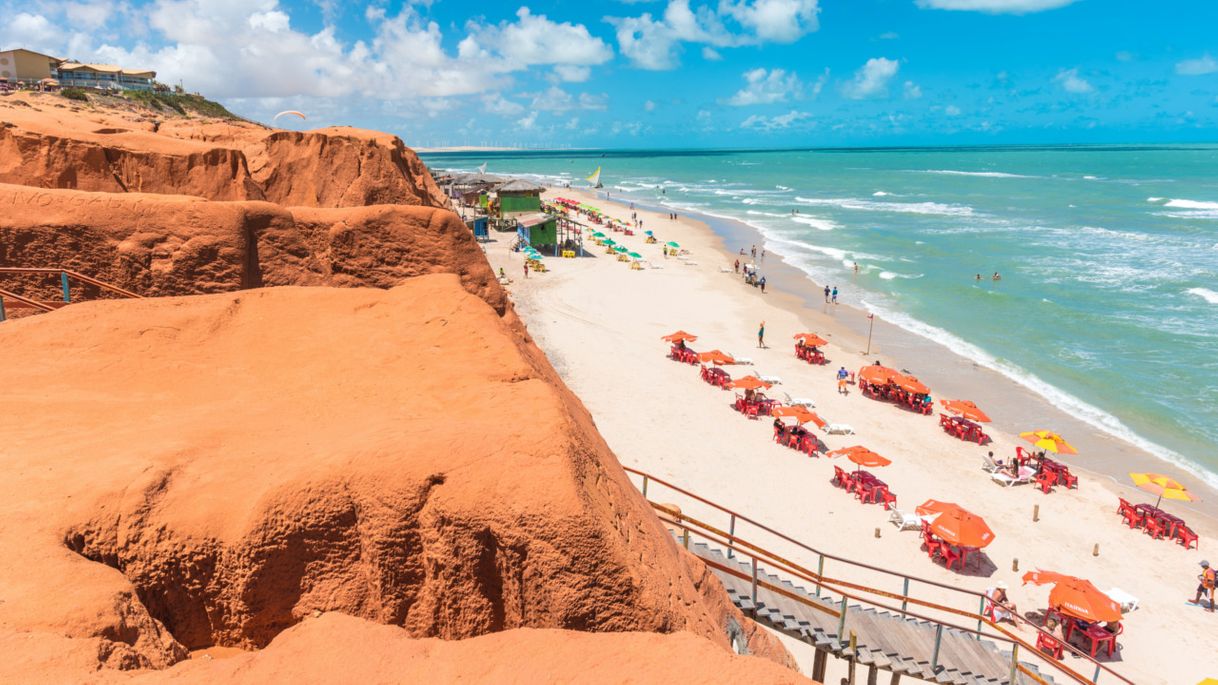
[757,321,766,348]
[837,367,849,394]
[759,276,767,293]
[523,262,529,279]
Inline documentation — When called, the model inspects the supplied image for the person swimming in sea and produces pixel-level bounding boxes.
[992,272,1002,281]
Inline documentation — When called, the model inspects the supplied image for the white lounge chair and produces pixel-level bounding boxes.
[991,466,1035,487]
[981,456,1002,473]
[824,423,854,435]
[1106,587,1139,613]
[758,375,782,385]
[729,355,754,365]
[889,509,923,531]
[784,395,815,409]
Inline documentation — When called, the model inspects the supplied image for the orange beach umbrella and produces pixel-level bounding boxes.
[894,374,930,395]
[858,365,899,385]
[772,405,826,428]
[728,376,772,391]
[828,446,891,469]
[793,332,829,346]
[662,330,697,343]
[940,399,991,423]
[1022,570,1122,623]
[697,350,735,365]
[915,500,995,548]
[1020,430,1078,455]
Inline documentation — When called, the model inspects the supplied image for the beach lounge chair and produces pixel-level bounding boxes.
[728,354,754,365]
[889,509,923,531]
[1106,587,1139,613]
[991,466,1034,487]
[784,395,816,408]
[981,455,1002,473]
[823,423,854,435]
[758,375,782,385]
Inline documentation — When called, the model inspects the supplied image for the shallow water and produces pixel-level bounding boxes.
[423,146,1218,486]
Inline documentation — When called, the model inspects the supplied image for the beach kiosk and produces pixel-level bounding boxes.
[495,179,545,216]
[516,212,559,255]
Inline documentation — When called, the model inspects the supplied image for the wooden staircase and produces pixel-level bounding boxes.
[689,539,1055,684]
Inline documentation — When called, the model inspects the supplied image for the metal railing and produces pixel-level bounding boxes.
[0,267,142,320]
[627,467,1135,685]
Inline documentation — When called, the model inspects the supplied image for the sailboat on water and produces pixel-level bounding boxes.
[586,166,603,189]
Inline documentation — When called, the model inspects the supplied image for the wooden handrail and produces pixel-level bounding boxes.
[0,288,57,312]
[631,467,1136,685]
[0,267,144,300]
[661,508,1105,685]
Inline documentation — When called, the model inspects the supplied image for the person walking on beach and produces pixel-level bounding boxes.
[823,285,831,303]
[757,321,766,348]
[759,276,767,293]
[831,286,839,304]
[751,245,757,259]
[734,259,740,273]
[837,367,849,395]
[523,262,529,279]
[1193,560,1216,611]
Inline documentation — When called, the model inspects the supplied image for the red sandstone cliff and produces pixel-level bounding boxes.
[0,92,448,208]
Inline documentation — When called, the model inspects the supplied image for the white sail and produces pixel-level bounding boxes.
[477,162,488,174]
[586,166,603,188]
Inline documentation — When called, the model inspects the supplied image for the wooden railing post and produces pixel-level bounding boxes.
[750,557,758,612]
[930,624,943,672]
[901,577,910,617]
[815,554,825,597]
[60,272,70,303]
[837,595,848,644]
[977,595,985,638]
[641,474,649,498]
[0,296,5,322]
[727,513,737,559]
[1008,643,1019,684]
[1094,663,1101,682]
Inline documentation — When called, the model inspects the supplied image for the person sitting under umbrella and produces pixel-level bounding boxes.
[985,582,1019,624]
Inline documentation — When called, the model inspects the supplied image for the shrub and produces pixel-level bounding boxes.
[60,88,89,102]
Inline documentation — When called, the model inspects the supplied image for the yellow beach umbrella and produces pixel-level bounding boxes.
[1130,472,1195,509]
[1019,430,1078,455]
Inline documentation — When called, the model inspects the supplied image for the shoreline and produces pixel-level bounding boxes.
[577,186,1218,523]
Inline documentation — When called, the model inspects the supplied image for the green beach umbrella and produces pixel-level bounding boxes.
[591,231,605,238]
[603,238,615,246]
[644,230,654,236]
[613,245,628,253]
[628,251,643,259]
[666,241,680,248]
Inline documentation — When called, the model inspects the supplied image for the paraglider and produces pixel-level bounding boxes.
[272,110,306,124]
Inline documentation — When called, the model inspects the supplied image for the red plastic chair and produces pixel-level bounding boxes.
[1036,631,1064,660]
[1144,517,1166,540]
[745,404,759,420]
[832,466,849,489]
[1034,470,1056,494]
[1117,498,1143,529]
[1176,525,1199,550]
[1083,623,1121,658]
[878,489,897,511]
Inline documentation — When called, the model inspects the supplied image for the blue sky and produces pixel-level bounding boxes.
[6,0,1218,147]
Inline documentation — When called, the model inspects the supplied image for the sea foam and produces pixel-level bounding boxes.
[1187,287,1218,305]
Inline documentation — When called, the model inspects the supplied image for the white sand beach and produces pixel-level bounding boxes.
[483,186,1216,685]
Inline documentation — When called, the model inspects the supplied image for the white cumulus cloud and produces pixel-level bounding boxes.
[903,80,922,99]
[1176,54,1218,76]
[844,57,899,99]
[916,0,1078,12]
[741,110,812,131]
[726,67,803,105]
[607,0,820,70]
[1054,67,1093,94]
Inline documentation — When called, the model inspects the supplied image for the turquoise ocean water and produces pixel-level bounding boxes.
[423,147,1218,485]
